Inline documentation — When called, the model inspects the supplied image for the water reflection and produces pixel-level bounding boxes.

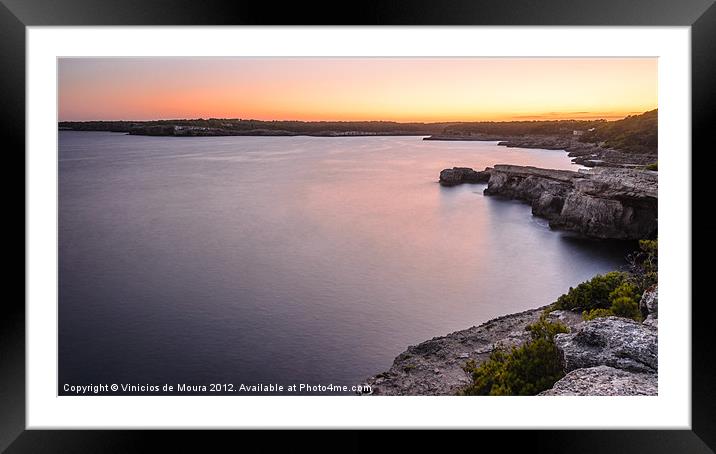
[59,132,634,394]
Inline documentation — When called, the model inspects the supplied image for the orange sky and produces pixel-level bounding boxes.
[58,58,657,122]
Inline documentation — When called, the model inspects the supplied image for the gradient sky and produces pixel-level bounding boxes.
[58,57,657,122]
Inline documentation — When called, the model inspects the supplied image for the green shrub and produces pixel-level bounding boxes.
[639,239,658,284]
[580,281,643,322]
[460,317,568,396]
[627,239,658,293]
[645,162,658,171]
[582,308,613,321]
[553,271,628,312]
[609,280,640,302]
[460,351,509,395]
[639,239,658,256]
[610,296,642,321]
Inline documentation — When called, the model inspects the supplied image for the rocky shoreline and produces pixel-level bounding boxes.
[439,164,657,240]
[425,134,656,168]
[362,162,659,396]
[364,287,658,396]
[363,307,574,395]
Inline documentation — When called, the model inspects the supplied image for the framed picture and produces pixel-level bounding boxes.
[5,0,712,450]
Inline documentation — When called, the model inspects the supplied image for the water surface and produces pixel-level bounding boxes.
[58,132,633,394]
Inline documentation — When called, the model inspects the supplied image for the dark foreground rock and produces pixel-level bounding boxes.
[544,289,659,396]
[362,307,582,396]
[363,287,659,396]
[364,307,543,395]
[539,365,657,396]
[440,164,657,240]
[555,316,657,373]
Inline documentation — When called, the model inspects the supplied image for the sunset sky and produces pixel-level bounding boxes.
[58,58,657,122]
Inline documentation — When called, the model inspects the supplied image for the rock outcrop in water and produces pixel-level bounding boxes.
[440,164,657,240]
[438,167,491,186]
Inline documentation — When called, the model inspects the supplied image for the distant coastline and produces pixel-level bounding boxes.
[59,110,657,168]
[58,119,448,137]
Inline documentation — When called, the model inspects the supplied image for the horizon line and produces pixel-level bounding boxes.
[58,110,656,124]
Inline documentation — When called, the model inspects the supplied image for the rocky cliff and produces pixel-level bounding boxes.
[362,308,583,395]
[440,165,657,240]
[363,286,659,396]
[541,286,658,395]
[497,135,656,168]
[539,365,657,396]
[426,134,657,168]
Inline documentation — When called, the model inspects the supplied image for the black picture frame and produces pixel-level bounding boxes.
[3,0,713,451]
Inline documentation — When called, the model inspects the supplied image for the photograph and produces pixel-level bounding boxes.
[4,0,711,447]
[57,56,659,397]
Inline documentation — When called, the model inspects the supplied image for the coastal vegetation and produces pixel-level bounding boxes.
[460,316,568,396]
[555,239,657,322]
[439,119,605,137]
[578,109,658,154]
[458,239,658,395]
[626,239,659,293]
[581,281,642,322]
[553,271,630,312]
[553,272,642,322]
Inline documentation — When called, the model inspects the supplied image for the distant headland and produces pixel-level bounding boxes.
[59,110,657,169]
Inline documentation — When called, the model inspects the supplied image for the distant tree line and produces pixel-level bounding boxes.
[58,119,453,135]
[578,109,657,154]
[59,110,657,152]
[441,119,607,136]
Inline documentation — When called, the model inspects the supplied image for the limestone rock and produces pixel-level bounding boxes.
[363,306,583,395]
[439,164,657,239]
[539,365,657,396]
[552,168,658,239]
[555,316,657,373]
[545,309,584,328]
[640,285,658,320]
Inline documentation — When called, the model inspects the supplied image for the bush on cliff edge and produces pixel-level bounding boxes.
[553,271,628,312]
[582,281,642,322]
[460,240,658,395]
[628,238,658,292]
[460,317,568,396]
[579,239,657,322]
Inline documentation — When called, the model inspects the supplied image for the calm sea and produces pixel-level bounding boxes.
[58,131,633,395]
